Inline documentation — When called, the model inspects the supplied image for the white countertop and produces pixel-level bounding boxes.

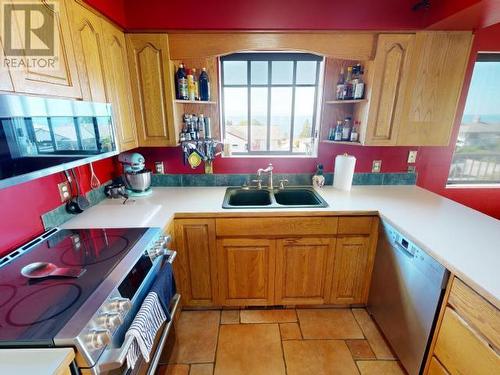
[62,185,500,308]
[0,348,74,375]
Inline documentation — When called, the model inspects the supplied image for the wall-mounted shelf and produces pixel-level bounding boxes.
[322,140,363,146]
[325,99,367,104]
[174,100,217,104]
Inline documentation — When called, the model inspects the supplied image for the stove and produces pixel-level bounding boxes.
[0,226,174,374]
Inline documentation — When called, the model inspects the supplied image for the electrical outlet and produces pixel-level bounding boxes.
[408,150,418,163]
[408,165,416,173]
[372,160,382,173]
[58,181,71,203]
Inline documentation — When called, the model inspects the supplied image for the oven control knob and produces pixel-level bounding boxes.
[88,329,111,350]
[98,312,123,330]
[108,297,131,313]
[162,235,171,245]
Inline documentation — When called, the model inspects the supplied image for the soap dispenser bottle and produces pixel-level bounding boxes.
[312,164,325,189]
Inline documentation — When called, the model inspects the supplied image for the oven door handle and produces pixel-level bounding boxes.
[97,293,181,373]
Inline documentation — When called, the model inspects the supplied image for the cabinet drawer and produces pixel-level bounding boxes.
[428,357,449,375]
[337,216,375,235]
[216,217,338,237]
[448,278,500,351]
[434,307,500,375]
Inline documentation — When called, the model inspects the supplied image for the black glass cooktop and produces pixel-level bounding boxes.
[0,228,147,346]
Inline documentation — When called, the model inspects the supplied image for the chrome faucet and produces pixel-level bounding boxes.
[257,163,274,189]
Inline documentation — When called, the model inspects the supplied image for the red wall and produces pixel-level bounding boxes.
[0,157,120,256]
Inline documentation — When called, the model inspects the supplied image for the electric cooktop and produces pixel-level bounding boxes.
[0,227,148,346]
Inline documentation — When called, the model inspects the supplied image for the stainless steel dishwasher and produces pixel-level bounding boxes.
[368,221,449,375]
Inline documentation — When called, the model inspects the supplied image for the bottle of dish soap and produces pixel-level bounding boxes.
[312,164,325,189]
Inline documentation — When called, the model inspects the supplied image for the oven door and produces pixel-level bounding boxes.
[83,250,179,375]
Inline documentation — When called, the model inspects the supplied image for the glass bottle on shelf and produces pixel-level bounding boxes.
[334,120,343,141]
[187,69,196,101]
[353,64,365,99]
[341,117,352,141]
[350,121,359,142]
[335,68,345,100]
[192,68,200,101]
[199,68,211,101]
[176,63,188,100]
[343,67,354,100]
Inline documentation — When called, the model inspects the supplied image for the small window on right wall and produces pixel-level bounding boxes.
[447,53,500,186]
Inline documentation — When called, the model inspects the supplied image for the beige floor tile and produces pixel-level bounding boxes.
[297,309,364,339]
[352,309,396,359]
[356,360,405,375]
[190,363,214,375]
[157,364,190,375]
[283,340,359,375]
[346,340,376,360]
[167,311,220,364]
[214,324,286,375]
[240,309,297,323]
[220,310,239,324]
[279,322,302,340]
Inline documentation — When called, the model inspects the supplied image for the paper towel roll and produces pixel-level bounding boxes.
[334,154,356,191]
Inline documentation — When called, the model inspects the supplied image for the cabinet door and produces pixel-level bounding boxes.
[330,235,376,304]
[397,31,472,146]
[8,0,81,98]
[0,37,13,91]
[100,20,138,151]
[126,34,177,147]
[68,0,107,102]
[364,34,414,145]
[174,219,218,307]
[434,307,500,375]
[217,238,275,306]
[275,237,335,305]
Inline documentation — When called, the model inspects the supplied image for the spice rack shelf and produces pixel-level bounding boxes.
[325,99,367,104]
[175,100,217,105]
[322,140,363,146]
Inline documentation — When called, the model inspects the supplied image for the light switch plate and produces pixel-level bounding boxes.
[372,160,382,173]
[408,150,418,163]
[58,181,71,203]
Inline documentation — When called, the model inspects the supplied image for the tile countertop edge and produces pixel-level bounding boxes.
[61,185,500,309]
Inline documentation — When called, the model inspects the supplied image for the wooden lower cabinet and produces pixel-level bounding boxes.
[275,237,335,305]
[329,234,377,304]
[174,216,378,308]
[173,219,218,307]
[425,277,500,375]
[217,238,276,306]
[427,357,449,375]
[434,307,499,374]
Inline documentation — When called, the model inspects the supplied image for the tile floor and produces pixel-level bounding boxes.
[157,308,406,375]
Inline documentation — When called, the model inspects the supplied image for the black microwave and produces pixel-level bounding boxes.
[0,94,118,190]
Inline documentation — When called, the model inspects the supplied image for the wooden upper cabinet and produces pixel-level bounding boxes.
[275,237,335,305]
[100,20,138,151]
[0,37,14,91]
[397,31,473,146]
[217,238,276,306]
[68,0,107,102]
[174,219,218,307]
[126,34,177,147]
[363,34,414,146]
[8,0,81,98]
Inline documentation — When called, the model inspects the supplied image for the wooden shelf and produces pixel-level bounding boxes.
[325,99,367,104]
[175,100,217,104]
[322,140,363,145]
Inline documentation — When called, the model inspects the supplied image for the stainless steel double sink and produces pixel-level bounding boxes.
[222,187,328,209]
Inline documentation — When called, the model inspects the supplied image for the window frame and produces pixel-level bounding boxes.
[220,52,323,156]
[446,52,500,187]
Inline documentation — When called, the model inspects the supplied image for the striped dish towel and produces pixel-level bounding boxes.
[125,292,167,369]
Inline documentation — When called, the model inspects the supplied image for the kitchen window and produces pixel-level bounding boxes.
[447,54,500,186]
[220,52,323,156]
